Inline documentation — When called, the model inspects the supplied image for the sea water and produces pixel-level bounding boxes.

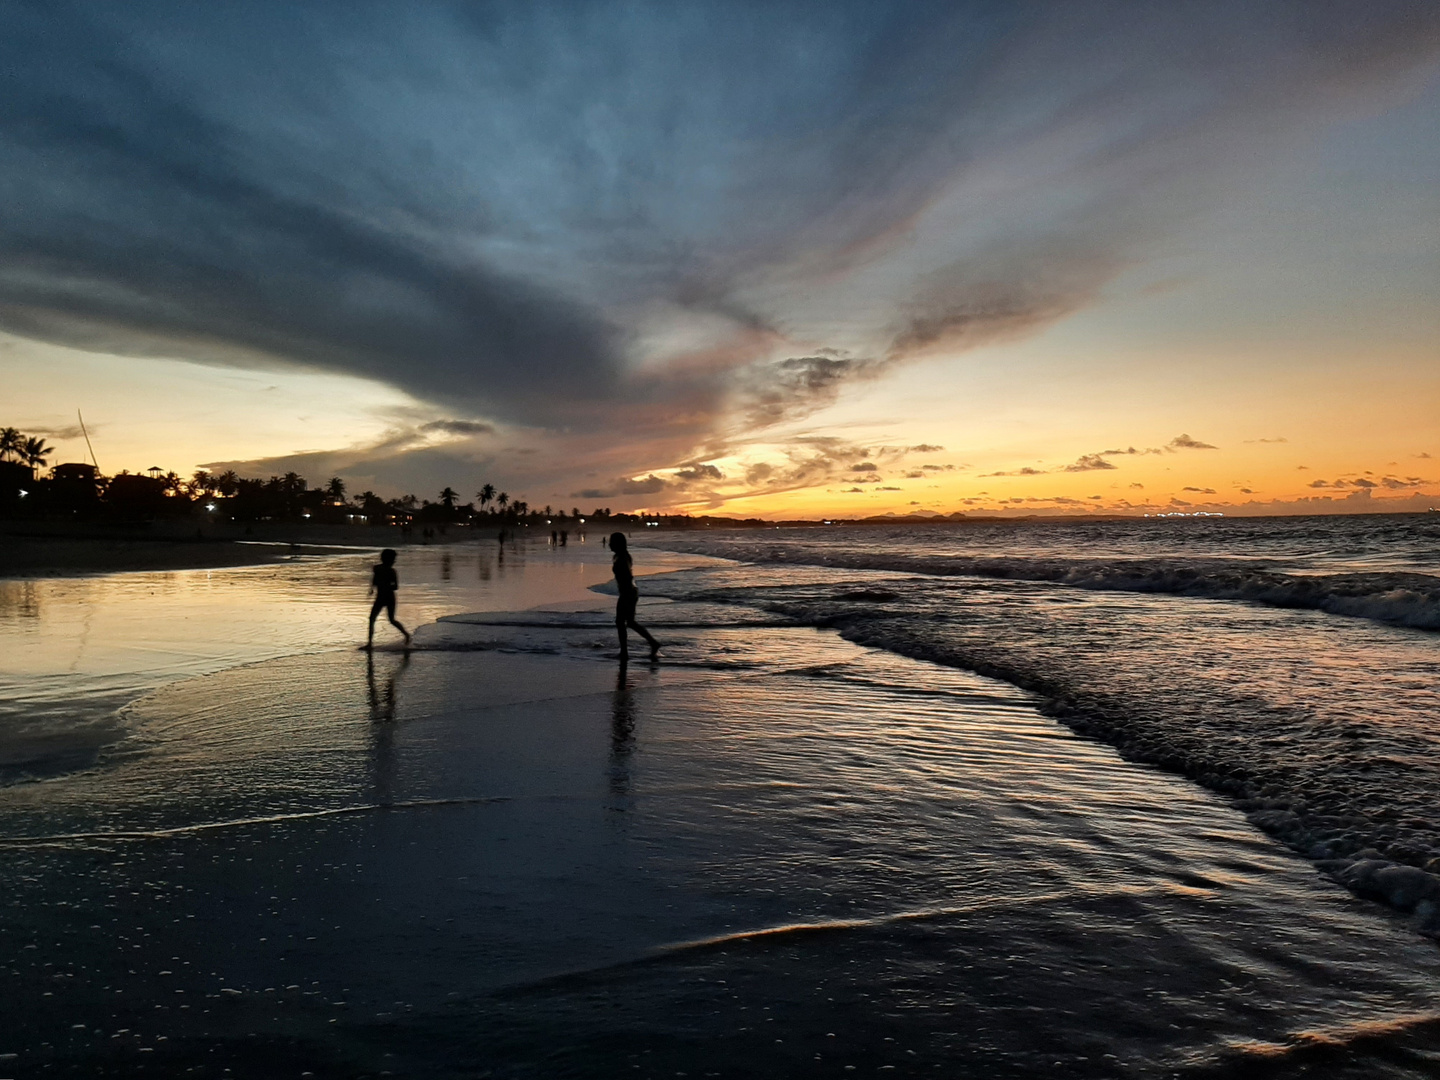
[1,519,1438,1077]
[647,514,1440,914]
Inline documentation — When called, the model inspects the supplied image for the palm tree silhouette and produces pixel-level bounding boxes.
[0,428,21,462]
[496,491,509,510]
[478,483,495,512]
[439,486,458,509]
[23,436,53,470]
[327,476,346,503]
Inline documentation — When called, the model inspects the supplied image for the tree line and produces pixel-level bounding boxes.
[1,438,625,526]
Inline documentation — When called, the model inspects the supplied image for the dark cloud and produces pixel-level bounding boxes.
[1182,486,1217,494]
[980,466,1045,477]
[674,463,724,482]
[572,474,669,500]
[737,355,885,430]
[1065,454,1118,472]
[888,242,1122,360]
[921,463,955,471]
[877,486,901,491]
[1376,475,1433,489]
[24,423,87,440]
[1169,434,1218,450]
[908,444,944,453]
[850,461,879,472]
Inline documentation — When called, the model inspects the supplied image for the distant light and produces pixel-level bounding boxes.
[206,502,216,511]
[18,489,27,498]
[578,518,585,524]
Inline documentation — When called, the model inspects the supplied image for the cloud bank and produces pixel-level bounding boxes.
[3,1,1437,504]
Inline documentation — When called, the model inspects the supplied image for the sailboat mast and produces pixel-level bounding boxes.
[77,409,99,472]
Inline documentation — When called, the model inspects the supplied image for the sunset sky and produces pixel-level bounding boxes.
[3,1,1438,517]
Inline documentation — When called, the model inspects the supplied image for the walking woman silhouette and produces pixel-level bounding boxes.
[610,533,659,662]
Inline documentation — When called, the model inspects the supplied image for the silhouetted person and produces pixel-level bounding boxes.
[560,530,568,546]
[367,548,411,649]
[611,532,659,662]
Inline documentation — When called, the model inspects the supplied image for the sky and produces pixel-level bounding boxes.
[3,0,1438,518]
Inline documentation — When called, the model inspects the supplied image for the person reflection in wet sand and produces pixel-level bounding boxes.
[367,650,411,804]
[367,548,411,649]
[611,532,659,663]
[609,665,636,801]
[366,649,411,723]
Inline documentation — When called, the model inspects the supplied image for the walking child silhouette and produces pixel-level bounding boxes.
[367,548,411,649]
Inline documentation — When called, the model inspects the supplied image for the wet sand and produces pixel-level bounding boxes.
[3,548,1440,1077]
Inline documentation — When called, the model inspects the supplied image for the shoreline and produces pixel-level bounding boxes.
[0,535,366,578]
[0,526,513,579]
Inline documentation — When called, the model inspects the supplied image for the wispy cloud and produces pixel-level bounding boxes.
[1168,434,1218,451]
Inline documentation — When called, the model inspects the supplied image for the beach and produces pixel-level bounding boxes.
[3,528,1440,1077]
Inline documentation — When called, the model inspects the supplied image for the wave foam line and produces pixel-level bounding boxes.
[655,881,1205,956]
[666,543,1440,630]
[1184,1011,1440,1075]
[490,882,1208,998]
[0,795,510,846]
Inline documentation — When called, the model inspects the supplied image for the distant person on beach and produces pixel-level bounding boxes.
[367,548,411,649]
[611,532,660,662]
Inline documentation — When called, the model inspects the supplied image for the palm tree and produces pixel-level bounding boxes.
[327,476,346,503]
[478,483,495,511]
[23,436,53,470]
[439,486,458,509]
[216,470,239,497]
[163,471,184,495]
[190,470,215,497]
[496,491,509,511]
[0,427,21,462]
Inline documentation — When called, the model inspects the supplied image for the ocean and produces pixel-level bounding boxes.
[0,516,1437,1077]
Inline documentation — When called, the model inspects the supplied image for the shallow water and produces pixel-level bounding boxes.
[649,519,1440,920]
[2,531,1440,1076]
[0,539,701,780]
